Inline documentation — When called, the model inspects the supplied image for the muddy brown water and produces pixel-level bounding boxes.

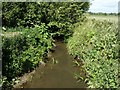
[22,41,87,88]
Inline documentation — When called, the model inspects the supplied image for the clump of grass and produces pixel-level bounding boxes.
[74,73,83,82]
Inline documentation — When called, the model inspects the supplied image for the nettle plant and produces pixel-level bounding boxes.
[21,24,53,71]
[67,19,119,88]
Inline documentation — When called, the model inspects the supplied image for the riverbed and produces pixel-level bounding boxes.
[21,41,87,88]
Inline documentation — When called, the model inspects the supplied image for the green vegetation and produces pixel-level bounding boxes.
[2,1,119,89]
[2,2,90,89]
[2,25,53,88]
[89,12,118,16]
[88,14,118,23]
[2,2,89,39]
[67,19,119,88]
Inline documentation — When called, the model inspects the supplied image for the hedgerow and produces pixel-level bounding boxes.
[2,2,90,39]
[67,19,119,88]
[2,24,53,88]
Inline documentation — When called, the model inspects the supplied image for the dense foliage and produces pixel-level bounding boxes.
[2,25,53,88]
[67,19,119,88]
[2,2,89,39]
[2,2,90,88]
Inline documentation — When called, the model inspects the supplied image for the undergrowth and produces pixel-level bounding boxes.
[2,24,53,89]
[67,19,119,88]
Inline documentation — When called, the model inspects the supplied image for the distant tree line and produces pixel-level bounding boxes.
[88,12,118,16]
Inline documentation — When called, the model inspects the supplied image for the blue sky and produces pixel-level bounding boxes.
[88,0,119,13]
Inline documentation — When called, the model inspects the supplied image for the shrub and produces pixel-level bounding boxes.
[2,24,53,88]
[2,2,90,39]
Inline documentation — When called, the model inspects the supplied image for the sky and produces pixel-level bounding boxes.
[88,0,119,13]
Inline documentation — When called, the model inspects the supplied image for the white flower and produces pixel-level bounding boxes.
[2,27,6,30]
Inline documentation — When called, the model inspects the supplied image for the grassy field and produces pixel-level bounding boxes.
[88,14,118,23]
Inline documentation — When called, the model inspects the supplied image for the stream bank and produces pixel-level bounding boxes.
[14,41,87,88]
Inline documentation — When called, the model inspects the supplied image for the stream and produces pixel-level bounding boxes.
[22,41,87,88]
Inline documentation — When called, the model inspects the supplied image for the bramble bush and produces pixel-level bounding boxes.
[2,24,53,88]
[67,19,119,88]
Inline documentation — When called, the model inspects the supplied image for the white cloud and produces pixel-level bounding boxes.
[89,0,119,13]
